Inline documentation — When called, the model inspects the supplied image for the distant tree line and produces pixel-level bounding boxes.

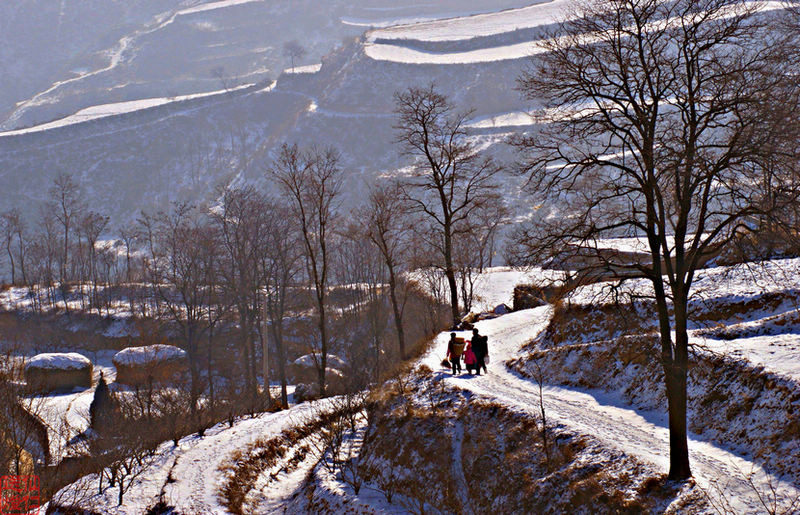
[0,86,507,414]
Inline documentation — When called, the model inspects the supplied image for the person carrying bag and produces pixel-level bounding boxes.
[447,332,465,375]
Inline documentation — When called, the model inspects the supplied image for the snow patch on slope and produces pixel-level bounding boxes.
[0,83,254,137]
[367,0,571,42]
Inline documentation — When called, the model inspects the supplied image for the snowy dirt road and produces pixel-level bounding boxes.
[422,307,800,514]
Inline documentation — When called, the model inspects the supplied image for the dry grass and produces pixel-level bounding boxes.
[354,369,693,514]
[521,298,800,484]
[690,291,797,325]
[218,400,365,514]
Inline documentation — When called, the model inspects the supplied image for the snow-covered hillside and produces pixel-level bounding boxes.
[45,259,800,513]
[0,1,560,224]
[0,0,536,132]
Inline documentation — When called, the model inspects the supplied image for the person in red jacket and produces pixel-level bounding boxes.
[464,342,478,375]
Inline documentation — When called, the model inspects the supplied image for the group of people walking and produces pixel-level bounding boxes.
[444,328,489,376]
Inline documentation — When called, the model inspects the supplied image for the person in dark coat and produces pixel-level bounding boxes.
[472,328,488,374]
[447,332,465,375]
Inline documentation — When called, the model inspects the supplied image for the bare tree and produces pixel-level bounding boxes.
[1,209,23,285]
[337,218,390,384]
[49,173,86,310]
[140,203,219,425]
[80,211,109,311]
[212,186,271,407]
[270,143,343,396]
[454,200,509,313]
[283,40,307,72]
[117,226,138,284]
[394,84,503,327]
[259,199,302,407]
[365,182,412,358]
[513,0,800,479]
[38,206,60,309]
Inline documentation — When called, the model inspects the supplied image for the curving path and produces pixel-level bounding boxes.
[422,307,800,514]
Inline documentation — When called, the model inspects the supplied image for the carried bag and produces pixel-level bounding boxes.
[441,358,451,368]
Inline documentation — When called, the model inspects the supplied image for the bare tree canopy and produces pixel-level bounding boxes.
[365,182,412,358]
[269,143,344,396]
[283,40,307,72]
[513,0,800,480]
[394,84,504,328]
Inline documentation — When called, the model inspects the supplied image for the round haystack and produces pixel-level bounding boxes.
[113,344,188,385]
[287,354,347,395]
[25,353,93,393]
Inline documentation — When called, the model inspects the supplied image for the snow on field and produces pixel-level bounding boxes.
[49,399,331,514]
[367,0,572,42]
[466,111,534,129]
[570,257,800,307]
[26,352,91,371]
[466,266,564,312]
[284,63,322,74]
[364,36,550,64]
[591,234,714,255]
[0,83,254,137]
[177,0,266,16]
[365,1,786,64]
[421,304,800,513]
[697,334,800,379]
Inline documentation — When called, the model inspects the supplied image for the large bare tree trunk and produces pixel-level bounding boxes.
[261,311,271,406]
[387,267,406,358]
[667,293,692,479]
[318,304,328,396]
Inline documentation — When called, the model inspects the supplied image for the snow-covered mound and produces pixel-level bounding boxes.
[26,352,92,371]
[113,344,188,385]
[112,344,187,367]
[25,353,93,392]
[292,353,347,370]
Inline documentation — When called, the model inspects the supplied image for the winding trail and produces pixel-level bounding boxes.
[449,421,473,515]
[422,307,800,514]
[161,401,328,514]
